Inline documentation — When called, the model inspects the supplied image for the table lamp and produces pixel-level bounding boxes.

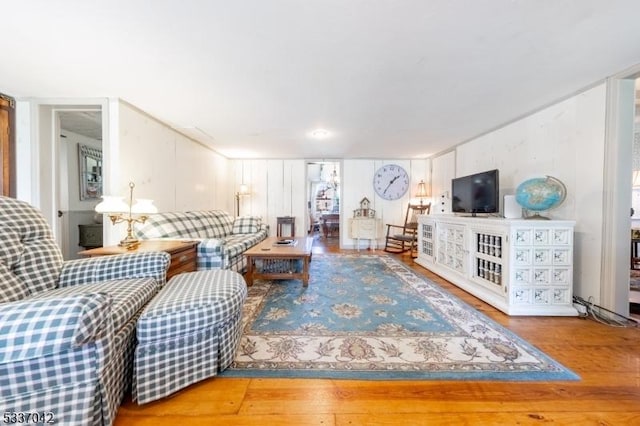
[416,180,430,206]
[95,182,157,249]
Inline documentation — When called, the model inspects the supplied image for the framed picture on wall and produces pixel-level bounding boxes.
[78,144,103,200]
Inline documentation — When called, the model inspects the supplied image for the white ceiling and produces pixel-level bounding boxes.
[2,1,640,159]
[59,111,102,141]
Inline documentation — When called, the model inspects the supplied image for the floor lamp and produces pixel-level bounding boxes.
[235,184,250,217]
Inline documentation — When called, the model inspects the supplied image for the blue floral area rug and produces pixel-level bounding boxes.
[223,254,579,381]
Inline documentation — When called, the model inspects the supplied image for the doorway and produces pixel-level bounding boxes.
[306,161,341,242]
[14,99,108,252]
[630,78,640,318]
[57,110,103,259]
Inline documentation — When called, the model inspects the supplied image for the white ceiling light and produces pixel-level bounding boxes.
[309,128,331,139]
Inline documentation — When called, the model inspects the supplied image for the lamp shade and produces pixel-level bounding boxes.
[416,180,429,198]
[131,199,158,214]
[238,184,250,195]
[95,196,129,214]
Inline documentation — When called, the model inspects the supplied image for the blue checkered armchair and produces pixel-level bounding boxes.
[0,197,170,426]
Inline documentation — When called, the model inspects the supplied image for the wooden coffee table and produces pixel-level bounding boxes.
[244,236,313,287]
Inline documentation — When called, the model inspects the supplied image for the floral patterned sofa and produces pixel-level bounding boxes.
[0,196,170,426]
[134,210,268,272]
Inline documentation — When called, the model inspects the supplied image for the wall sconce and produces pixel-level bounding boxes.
[235,183,250,217]
[95,181,157,249]
[415,180,430,206]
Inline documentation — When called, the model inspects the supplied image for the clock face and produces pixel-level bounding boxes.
[373,164,410,200]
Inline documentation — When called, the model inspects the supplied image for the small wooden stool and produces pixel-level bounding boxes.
[276,216,295,237]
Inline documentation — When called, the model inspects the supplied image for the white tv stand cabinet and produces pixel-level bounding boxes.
[415,215,577,316]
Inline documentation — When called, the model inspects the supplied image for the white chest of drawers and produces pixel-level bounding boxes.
[349,218,381,250]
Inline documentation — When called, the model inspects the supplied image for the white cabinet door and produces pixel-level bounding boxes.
[437,222,467,275]
[469,225,508,299]
[417,217,436,263]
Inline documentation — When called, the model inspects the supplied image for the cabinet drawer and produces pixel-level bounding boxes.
[355,229,376,239]
[350,219,378,239]
[168,246,197,278]
[359,221,375,230]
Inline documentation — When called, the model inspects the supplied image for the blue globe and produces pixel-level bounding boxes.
[515,176,566,213]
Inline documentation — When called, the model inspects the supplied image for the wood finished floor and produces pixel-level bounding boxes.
[115,234,640,425]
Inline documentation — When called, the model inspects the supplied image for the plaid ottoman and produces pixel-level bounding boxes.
[132,270,247,404]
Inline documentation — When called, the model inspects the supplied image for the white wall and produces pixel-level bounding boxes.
[15,92,609,303]
[14,98,229,248]
[230,159,307,237]
[231,158,431,248]
[104,101,229,245]
[342,159,431,248]
[431,151,455,214]
[432,84,608,301]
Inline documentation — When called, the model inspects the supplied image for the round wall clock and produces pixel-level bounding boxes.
[373,164,410,200]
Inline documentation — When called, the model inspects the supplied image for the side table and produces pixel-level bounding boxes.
[349,218,381,251]
[276,216,295,237]
[79,240,198,280]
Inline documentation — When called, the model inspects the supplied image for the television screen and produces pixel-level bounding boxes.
[451,169,499,215]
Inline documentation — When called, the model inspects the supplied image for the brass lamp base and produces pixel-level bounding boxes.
[119,237,141,250]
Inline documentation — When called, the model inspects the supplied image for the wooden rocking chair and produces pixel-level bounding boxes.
[384,203,431,257]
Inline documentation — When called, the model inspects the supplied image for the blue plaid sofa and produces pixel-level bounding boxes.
[134,210,268,272]
[0,197,170,426]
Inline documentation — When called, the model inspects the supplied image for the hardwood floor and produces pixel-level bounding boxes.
[115,234,640,425]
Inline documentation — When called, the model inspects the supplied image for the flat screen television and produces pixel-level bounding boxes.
[451,169,499,215]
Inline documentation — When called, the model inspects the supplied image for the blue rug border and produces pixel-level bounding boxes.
[221,368,579,381]
[379,254,580,381]
[227,253,580,382]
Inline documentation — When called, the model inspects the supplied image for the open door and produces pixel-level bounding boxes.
[0,93,15,197]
